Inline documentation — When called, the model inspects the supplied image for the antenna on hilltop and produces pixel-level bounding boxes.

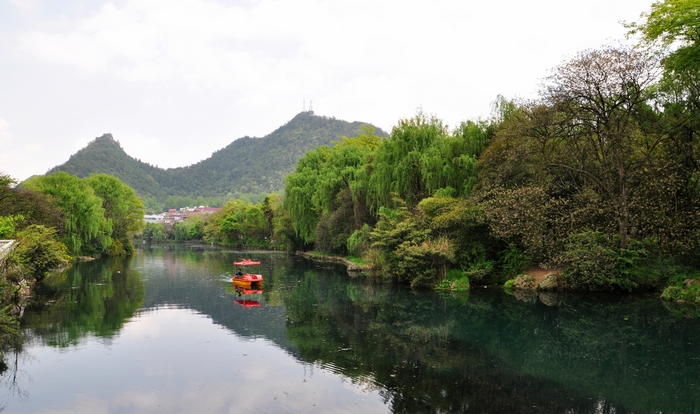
[308,99,314,115]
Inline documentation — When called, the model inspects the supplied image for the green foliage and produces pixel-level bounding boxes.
[4,225,71,283]
[369,201,455,287]
[367,113,488,212]
[169,218,205,242]
[25,172,112,256]
[417,196,490,266]
[0,173,14,188]
[0,214,23,239]
[557,231,655,291]
[347,224,371,257]
[435,269,470,291]
[0,182,64,233]
[284,147,328,244]
[86,174,145,255]
[661,280,700,303]
[140,223,167,242]
[284,127,382,249]
[499,244,530,279]
[630,0,700,76]
[202,198,273,248]
[464,260,495,283]
[503,278,515,290]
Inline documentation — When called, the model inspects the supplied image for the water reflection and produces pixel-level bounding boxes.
[23,256,145,347]
[1,245,699,413]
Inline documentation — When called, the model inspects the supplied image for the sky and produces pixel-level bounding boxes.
[0,0,655,182]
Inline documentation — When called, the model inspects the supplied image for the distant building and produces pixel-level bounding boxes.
[153,206,222,225]
[162,209,183,224]
[144,214,164,224]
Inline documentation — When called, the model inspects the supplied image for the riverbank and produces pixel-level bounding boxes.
[297,251,366,273]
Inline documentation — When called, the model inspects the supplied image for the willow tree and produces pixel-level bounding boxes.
[86,174,145,255]
[367,114,490,213]
[284,146,329,245]
[368,114,448,211]
[25,172,112,256]
[284,128,381,251]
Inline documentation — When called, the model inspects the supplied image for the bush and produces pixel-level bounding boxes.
[661,279,700,304]
[347,224,371,256]
[500,244,529,279]
[558,231,655,291]
[464,260,494,282]
[436,269,470,291]
[4,225,71,283]
[503,278,515,290]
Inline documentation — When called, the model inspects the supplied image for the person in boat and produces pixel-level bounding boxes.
[234,268,243,279]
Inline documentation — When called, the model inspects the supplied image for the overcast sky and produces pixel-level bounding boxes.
[0,0,654,181]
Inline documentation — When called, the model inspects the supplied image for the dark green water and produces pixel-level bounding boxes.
[2,245,699,413]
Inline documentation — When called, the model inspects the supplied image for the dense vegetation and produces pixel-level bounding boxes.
[275,0,700,300]
[49,112,387,212]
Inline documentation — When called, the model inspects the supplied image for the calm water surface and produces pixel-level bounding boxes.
[2,245,699,413]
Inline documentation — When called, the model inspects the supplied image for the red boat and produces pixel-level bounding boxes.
[232,259,263,287]
[233,259,261,266]
[232,273,264,288]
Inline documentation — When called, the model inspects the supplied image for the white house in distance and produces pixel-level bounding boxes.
[144,214,165,224]
[145,206,222,225]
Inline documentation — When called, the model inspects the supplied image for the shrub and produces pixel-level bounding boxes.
[436,269,470,291]
[347,224,371,256]
[558,231,653,291]
[464,260,494,282]
[4,225,71,283]
[661,279,700,304]
[500,244,529,279]
[504,278,515,290]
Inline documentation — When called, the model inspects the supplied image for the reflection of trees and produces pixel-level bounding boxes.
[0,338,27,411]
[21,256,144,347]
[283,270,700,413]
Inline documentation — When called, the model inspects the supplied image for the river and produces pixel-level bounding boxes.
[1,245,698,413]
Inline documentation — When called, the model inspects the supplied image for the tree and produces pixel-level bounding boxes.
[630,0,700,75]
[284,127,383,249]
[368,113,449,210]
[24,172,112,256]
[86,174,145,255]
[284,147,329,245]
[541,46,663,249]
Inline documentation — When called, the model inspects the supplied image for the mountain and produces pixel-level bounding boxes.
[48,112,387,204]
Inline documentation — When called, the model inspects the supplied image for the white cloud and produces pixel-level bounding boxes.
[1,0,655,181]
[0,117,45,180]
[8,0,40,13]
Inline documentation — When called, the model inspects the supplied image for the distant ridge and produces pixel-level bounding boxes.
[48,112,387,203]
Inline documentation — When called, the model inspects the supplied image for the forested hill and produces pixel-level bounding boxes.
[48,112,387,203]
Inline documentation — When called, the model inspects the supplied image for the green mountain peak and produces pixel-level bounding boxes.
[48,113,387,206]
